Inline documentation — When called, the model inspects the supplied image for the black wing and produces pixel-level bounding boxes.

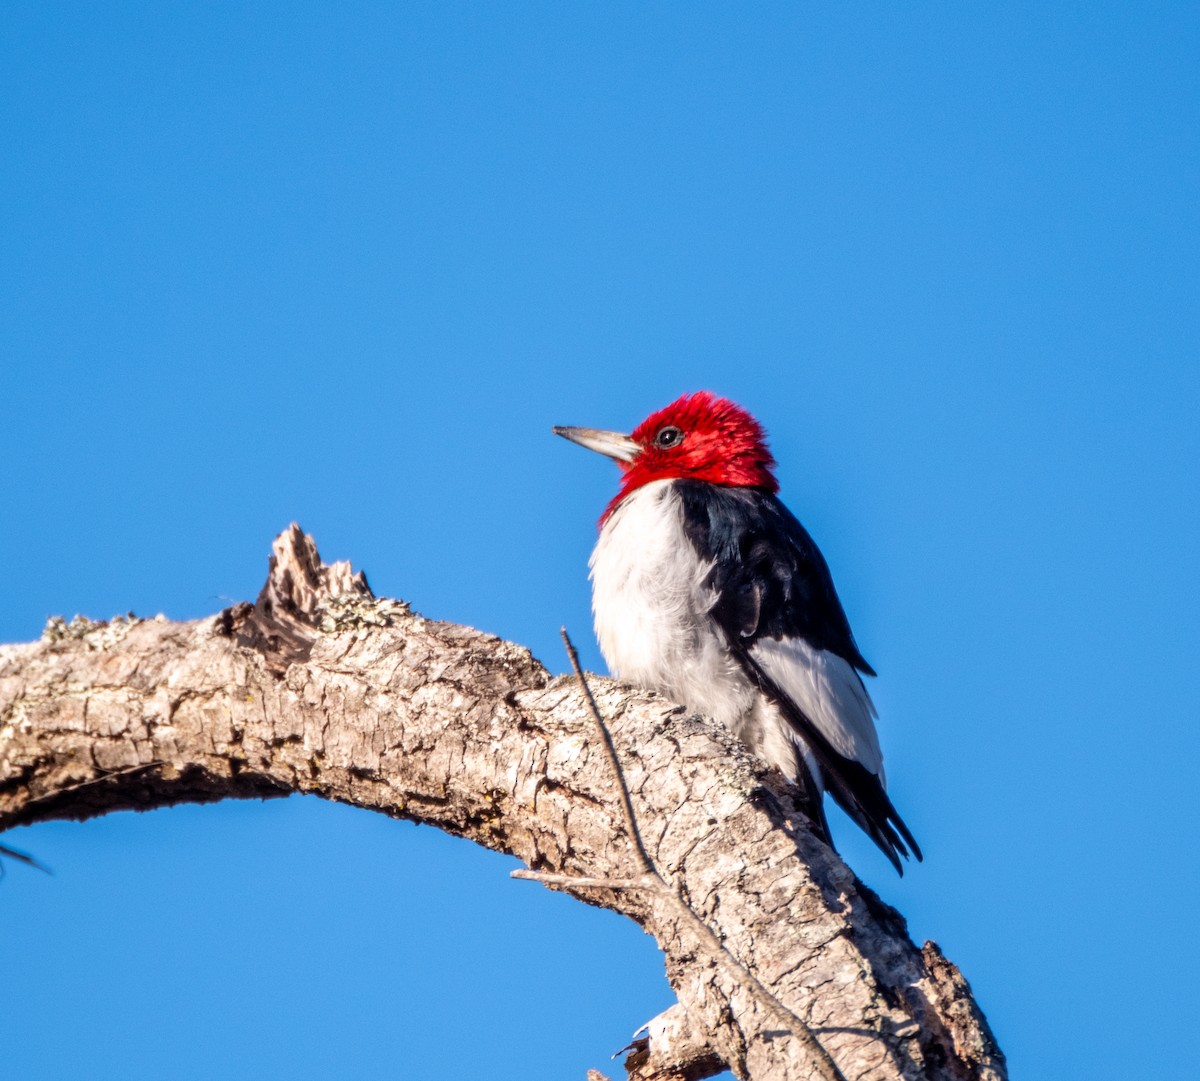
[675,480,922,872]
[675,480,874,673]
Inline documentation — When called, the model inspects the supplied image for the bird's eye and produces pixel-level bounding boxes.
[654,426,684,449]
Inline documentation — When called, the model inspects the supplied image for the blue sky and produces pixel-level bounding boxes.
[2,4,1197,1078]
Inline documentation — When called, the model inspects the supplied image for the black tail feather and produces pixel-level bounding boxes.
[735,645,922,874]
[792,753,834,847]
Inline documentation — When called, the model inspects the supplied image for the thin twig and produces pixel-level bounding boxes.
[555,627,848,1081]
[22,760,163,807]
[511,869,655,890]
[0,843,52,877]
[559,628,655,877]
[1,763,166,869]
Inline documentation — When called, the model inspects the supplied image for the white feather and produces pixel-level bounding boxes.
[749,638,885,783]
[591,481,756,730]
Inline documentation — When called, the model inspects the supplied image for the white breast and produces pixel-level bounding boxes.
[589,480,755,730]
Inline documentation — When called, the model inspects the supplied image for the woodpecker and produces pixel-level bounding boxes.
[554,391,921,873]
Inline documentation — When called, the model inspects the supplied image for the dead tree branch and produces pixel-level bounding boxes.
[551,627,845,1081]
[0,525,1005,1081]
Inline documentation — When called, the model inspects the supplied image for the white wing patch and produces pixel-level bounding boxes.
[749,637,886,783]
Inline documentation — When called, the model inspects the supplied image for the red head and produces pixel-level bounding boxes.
[554,391,778,522]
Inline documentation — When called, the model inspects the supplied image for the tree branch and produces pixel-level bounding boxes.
[554,627,845,1081]
[0,524,1005,1081]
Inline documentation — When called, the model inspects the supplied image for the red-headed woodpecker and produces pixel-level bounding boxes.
[554,391,921,873]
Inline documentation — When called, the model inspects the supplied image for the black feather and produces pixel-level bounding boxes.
[676,481,875,674]
[674,479,921,871]
[737,646,922,873]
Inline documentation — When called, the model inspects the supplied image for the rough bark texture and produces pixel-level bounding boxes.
[0,525,1005,1081]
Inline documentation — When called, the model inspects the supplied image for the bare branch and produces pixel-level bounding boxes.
[556,628,846,1081]
[0,524,1005,1081]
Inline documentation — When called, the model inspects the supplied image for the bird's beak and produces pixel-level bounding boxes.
[553,425,640,464]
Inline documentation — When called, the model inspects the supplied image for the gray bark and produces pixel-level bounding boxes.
[0,525,1005,1081]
